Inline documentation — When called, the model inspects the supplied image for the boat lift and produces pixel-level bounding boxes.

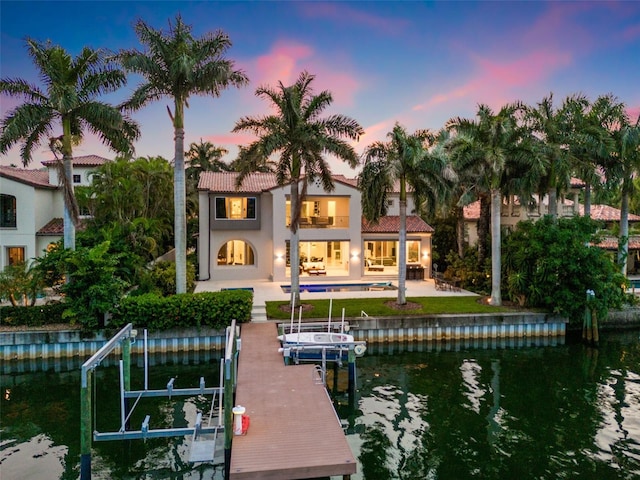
[80,321,240,480]
[278,300,365,401]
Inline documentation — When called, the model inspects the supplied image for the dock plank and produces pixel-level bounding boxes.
[230,322,356,480]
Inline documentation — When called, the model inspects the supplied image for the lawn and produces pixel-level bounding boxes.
[265,295,515,320]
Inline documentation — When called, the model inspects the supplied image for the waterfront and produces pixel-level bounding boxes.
[1,330,639,479]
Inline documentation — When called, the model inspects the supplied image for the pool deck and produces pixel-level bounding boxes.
[195,277,474,312]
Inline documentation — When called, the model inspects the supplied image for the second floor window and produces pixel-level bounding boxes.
[1,194,17,227]
[73,174,81,184]
[215,197,256,219]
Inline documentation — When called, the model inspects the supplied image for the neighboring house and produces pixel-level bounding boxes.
[0,155,110,269]
[463,189,640,274]
[197,172,434,283]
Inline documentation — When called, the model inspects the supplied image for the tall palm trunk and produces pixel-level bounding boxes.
[477,194,491,265]
[397,178,407,305]
[174,100,187,294]
[290,179,301,307]
[62,155,76,251]
[583,183,592,217]
[490,188,502,305]
[619,185,630,275]
[61,120,77,251]
[455,205,465,258]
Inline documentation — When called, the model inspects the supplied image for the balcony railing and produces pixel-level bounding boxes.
[286,215,349,228]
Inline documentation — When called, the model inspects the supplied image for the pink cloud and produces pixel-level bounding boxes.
[622,23,640,41]
[252,41,314,88]
[297,2,410,36]
[476,50,572,88]
[627,105,640,123]
[239,39,362,110]
[411,49,571,114]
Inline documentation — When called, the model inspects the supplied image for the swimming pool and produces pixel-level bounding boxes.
[281,282,397,293]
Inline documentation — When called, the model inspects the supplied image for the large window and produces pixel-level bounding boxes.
[217,240,255,265]
[1,194,17,228]
[215,197,256,220]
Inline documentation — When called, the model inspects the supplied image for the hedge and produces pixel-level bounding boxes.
[0,290,253,331]
[0,302,67,327]
[109,290,253,331]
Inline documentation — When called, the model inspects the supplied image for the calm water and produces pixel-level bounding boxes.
[1,331,639,480]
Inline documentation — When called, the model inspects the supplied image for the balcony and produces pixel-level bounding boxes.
[286,215,349,229]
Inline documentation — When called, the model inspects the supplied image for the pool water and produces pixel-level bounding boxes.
[281,282,397,293]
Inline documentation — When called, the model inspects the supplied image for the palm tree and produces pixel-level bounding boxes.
[359,123,454,305]
[186,139,230,175]
[610,114,640,275]
[186,140,229,216]
[0,39,139,251]
[579,94,626,217]
[117,15,248,294]
[233,71,363,307]
[524,93,586,219]
[446,104,527,305]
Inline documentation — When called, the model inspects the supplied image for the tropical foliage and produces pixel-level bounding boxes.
[233,70,363,307]
[117,15,248,293]
[0,262,45,306]
[502,216,629,322]
[445,104,531,305]
[0,38,139,251]
[359,123,454,304]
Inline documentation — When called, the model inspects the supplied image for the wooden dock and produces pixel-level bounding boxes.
[230,322,357,479]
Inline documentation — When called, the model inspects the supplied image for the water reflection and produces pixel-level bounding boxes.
[337,331,640,480]
[1,332,639,479]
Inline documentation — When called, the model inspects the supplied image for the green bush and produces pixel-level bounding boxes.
[136,261,196,296]
[0,302,66,327]
[502,216,630,323]
[110,290,252,331]
[61,242,128,329]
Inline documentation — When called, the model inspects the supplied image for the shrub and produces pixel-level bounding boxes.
[136,261,196,296]
[61,242,128,329]
[0,302,66,327]
[110,290,252,331]
[502,216,630,323]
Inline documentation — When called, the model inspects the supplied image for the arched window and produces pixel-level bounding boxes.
[217,240,255,266]
[1,194,17,228]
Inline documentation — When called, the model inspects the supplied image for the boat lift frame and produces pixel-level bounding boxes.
[80,320,239,480]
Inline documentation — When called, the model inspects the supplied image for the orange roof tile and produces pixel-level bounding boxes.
[36,218,64,235]
[198,172,278,192]
[0,166,54,189]
[198,172,360,193]
[41,154,111,167]
[362,215,434,233]
[593,235,640,250]
[579,204,640,222]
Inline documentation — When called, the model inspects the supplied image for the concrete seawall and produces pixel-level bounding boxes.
[2,308,638,373]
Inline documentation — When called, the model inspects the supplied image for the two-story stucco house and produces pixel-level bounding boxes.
[197,172,434,283]
[0,155,110,269]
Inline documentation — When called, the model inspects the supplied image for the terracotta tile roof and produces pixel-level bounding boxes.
[463,201,481,220]
[36,218,64,235]
[362,215,434,233]
[36,217,87,236]
[593,235,640,250]
[198,172,278,192]
[333,174,358,188]
[41,154,111,167]
[570,177,585,188]
[579,204,640,222]
[198,172,361,193]
[0,166,55,189]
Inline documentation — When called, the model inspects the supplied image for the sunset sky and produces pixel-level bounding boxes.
[1,1,639,175]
